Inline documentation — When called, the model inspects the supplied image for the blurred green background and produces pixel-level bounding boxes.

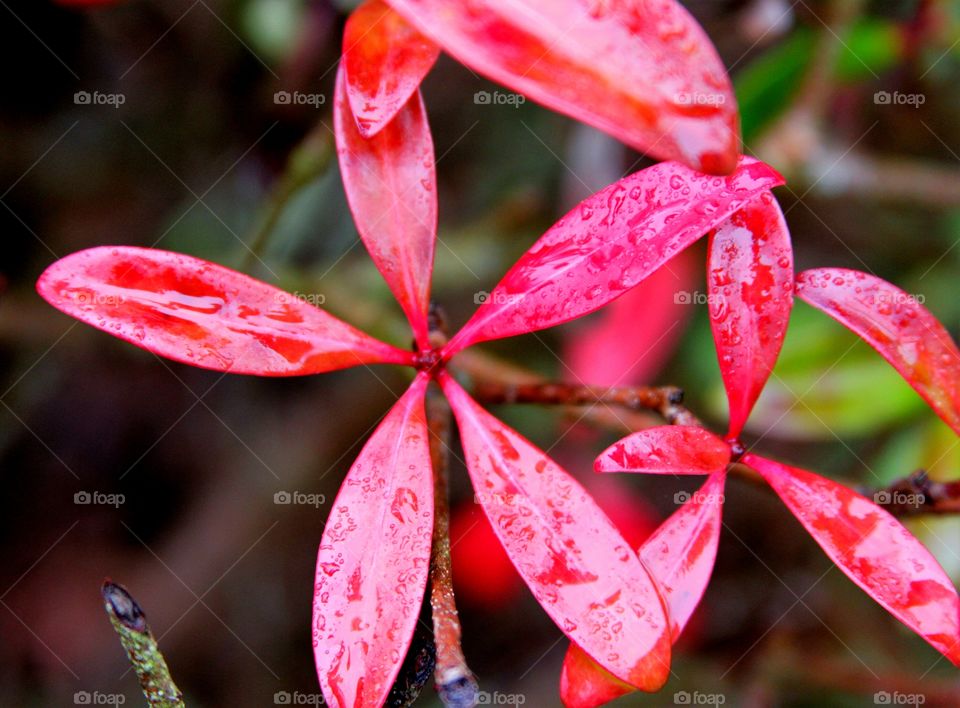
[3,0,960,705]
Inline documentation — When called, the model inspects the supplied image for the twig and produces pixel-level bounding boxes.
[870,470,960,517]
[101,580,185,708]
[426,383,479,708]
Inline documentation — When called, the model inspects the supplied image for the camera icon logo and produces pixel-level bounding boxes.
[474,90,492,105]
[74,691,92,705]
[874,90,892,105]
[674,491,691,505]
[874,490,891,504]
[474,290,491,304]
[874,691,891,704]
[274,91,292,105]
[674,690,691,704]
[74,491,92,505]
[74,91,92,105]
[274,491,292,505]
[274,691,292,704]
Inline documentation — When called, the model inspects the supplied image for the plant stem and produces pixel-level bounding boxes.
[470,380,702,427]
[426,383,479,708]
[101,580,185,708]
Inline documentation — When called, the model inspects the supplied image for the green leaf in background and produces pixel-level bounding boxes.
[240,0,309,63]
[735,19,903,143]
[747,303,929,440]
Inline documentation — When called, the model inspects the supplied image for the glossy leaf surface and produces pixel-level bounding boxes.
[335,66,437,348]
[384,0,740,173]
[36,247,413,374]
[441,372,671,691]
[747,453,960,665]
[560,472,726,706]
[313,375,434,707]
[595,426,730,476]
[708,193,793,437]
[343,0,440,137]
[796,268,960,436]
[444,158,784,355]
[640,471,726,639]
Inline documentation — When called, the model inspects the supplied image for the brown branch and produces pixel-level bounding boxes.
[871,470,960,517]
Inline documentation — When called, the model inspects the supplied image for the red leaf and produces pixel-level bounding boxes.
[595,426,730,476]
[384,0,740,173]
[560,642,635,708]
[796,268,960,436]
[313,375,434,708]
[36,247,413,374]
[640,471,726,639]
[440,372,671,691]
[746,453,960,665]
[708,193,793,437]
[565,246,697,387]
[560,472,726,706]
[334,66,437,349]
[444,158,784,355]
[343,0,440,137]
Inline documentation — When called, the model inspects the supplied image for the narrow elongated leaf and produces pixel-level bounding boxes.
[335,66,437,348]
[708,193,793,437]
[796,268,960,436]
[313,375,434,708]
[560,472,726,707]
[640,471,726,638]
[440,372,671,691]
[343,0,440,137]
[746,453,960,665]
[36,247,413,374]
[595,426,730,476]
[384,0,740,173]
[444,158,784,355]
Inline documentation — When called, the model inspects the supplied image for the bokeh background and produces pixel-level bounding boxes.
[3,0,960,705]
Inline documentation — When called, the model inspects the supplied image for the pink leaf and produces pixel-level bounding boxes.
[444,158,784,355]
[342,0,440,137]
[440,372,671,691]
[36,246,413,375]
[708,193,793,437]
[640,471,726,639]
[384,0,740,173]
[746,453,960,665]
[334,66,437,349]
[560,642,635,708]
[560,472,726,706]
[595,426,730,476]
[565,246,697,387]
[313,375,434,708]
[796,268,960,436]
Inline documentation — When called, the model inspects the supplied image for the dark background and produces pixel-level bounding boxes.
[3,0,960,705]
